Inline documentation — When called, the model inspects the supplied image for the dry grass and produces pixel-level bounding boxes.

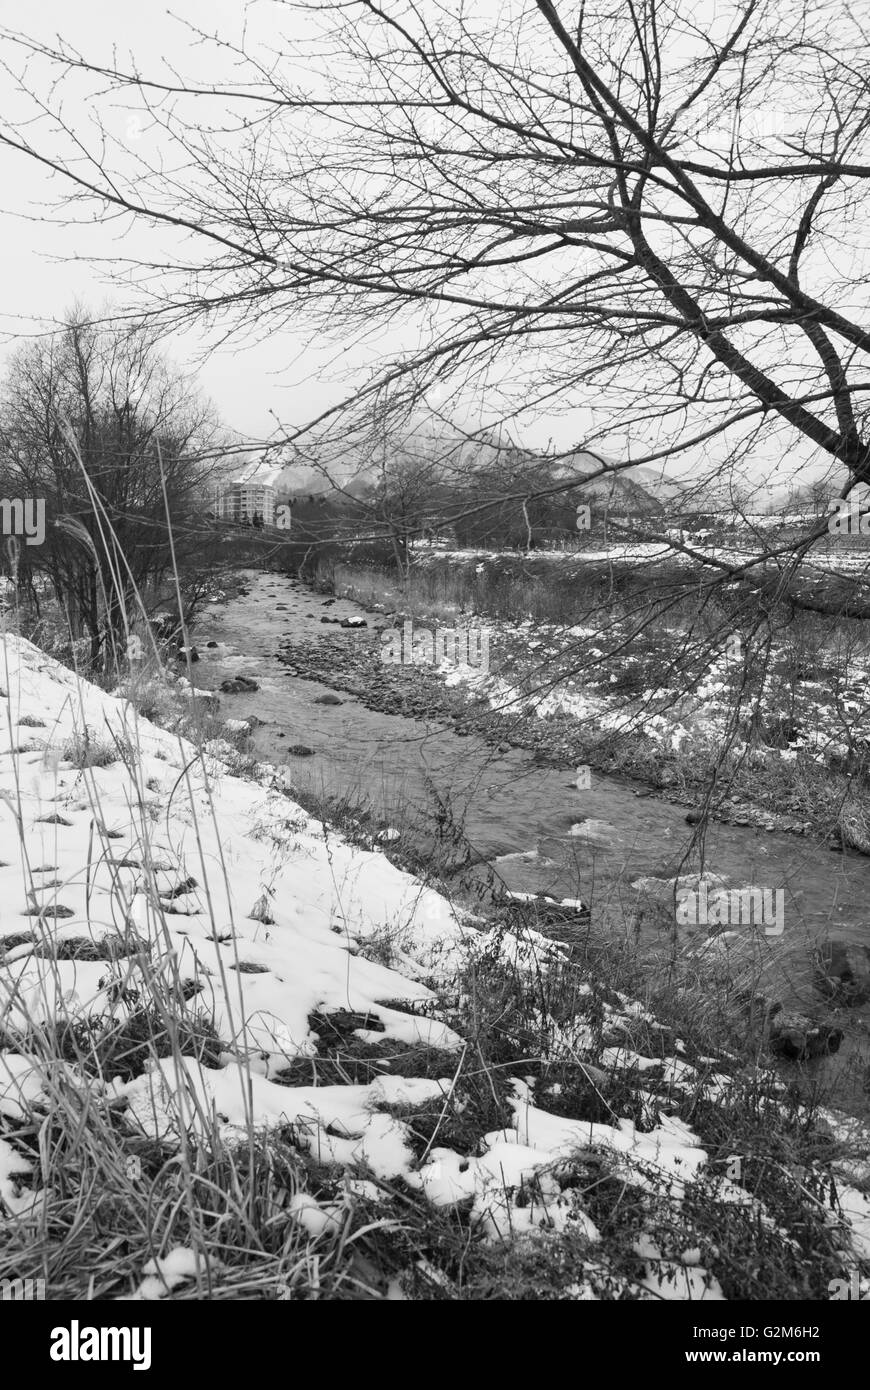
[1,467,867,1302]
[0,449,398,1301]
[60,729,120,769]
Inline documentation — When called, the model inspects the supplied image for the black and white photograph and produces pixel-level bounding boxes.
[0,0,868,1335]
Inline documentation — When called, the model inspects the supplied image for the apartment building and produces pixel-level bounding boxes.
[213,479,276,525]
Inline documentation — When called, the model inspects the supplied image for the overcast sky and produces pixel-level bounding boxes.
[0,1,849,499]
[0,1,363,448]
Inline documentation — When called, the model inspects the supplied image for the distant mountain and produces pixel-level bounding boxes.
[624,463,693,506]
[550,450,689,512]
[272,439,689,515]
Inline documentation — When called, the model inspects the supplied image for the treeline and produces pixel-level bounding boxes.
[0,314,228,668]
[279,443,666,566]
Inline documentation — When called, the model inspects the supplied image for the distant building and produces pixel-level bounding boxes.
[213,479,276,526]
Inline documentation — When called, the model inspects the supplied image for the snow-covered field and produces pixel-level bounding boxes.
[1,635,869,1298]
[416,539,870,576]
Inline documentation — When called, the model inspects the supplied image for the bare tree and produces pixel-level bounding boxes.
[5,1,870,828]
[1,1,868,527]
[0,312,223,666]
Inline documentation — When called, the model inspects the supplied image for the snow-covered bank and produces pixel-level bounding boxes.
[440,612,870,772]
[416,540,870,578]
[428,605,870,847]
[335,550,870,839]
[0,635,464,1162]
[1,634,869,1299]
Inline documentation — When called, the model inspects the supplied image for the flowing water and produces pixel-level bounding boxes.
[189,571,870,973]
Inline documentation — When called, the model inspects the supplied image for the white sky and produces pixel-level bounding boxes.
[0,0,853,498]
[0,1,355,445]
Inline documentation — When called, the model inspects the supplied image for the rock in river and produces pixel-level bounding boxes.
[569,817,619,848]
[815,938,870,1006]
[769,1010,843,1061]
[220,676,260,694]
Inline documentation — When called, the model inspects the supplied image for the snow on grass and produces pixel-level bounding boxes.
[510,1079,707,1195]
[2,633,869,1294]
[0,1053,46,1121]
[633,1235,725,1301]
[0,634,464,1162]
[126,1247,205,1301]
[413,1136,598,1241]
[115,1061,448,1178]
[440,592,870,776]
[0,1135,37,1218]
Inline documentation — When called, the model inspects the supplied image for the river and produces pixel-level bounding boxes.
[185,570,870,979]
